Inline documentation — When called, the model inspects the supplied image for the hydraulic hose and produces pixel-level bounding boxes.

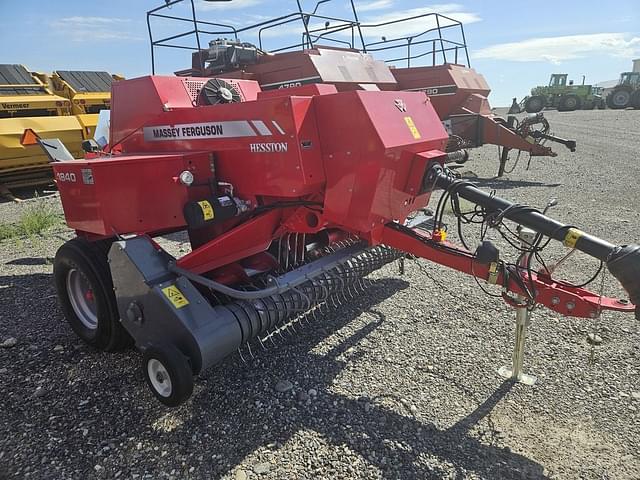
[424,164,640,317]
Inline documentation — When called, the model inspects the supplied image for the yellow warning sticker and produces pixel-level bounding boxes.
[488,262,499,285]
[563,228,583,249]
[162,285,190,309]
[404,116,421,140]
[198,200,214,221]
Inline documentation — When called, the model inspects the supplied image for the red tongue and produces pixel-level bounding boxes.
[85,290,94,302]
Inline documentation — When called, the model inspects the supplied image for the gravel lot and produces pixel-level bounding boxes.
[1,109,639,479]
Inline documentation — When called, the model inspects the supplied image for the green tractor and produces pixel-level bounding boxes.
[606,72,640,109]
[511,74,605,114]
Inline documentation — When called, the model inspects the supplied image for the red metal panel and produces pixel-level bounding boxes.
[389,64,491,118]
[111,76,261,149]
[380,225,635,319]
[110,76,189,148]
[176,210,281,274]
[313,90,448,233]
[477,114,554,156]
[111,81,326,198]
[53,152,212,236]
[257,83,337,100]
[212,47,397,91]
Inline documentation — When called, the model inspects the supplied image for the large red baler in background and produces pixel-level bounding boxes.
[46,73,639,407]
[153,0,576,175]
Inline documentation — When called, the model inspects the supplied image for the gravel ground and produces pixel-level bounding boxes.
[1,109,639,479]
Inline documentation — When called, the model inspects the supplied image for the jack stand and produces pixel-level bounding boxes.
[398,256,405,275]
[498,227,537,385]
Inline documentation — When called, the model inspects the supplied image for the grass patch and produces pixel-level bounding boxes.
[0,202,61,240]
[0,223,20,240]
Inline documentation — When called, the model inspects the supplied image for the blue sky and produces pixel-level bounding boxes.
[2,0,639,106]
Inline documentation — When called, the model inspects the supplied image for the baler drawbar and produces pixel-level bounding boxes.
[47,76,638,406]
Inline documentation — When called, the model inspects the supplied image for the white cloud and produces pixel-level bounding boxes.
[359,4,481,39]
[474,33,640,64]
[216,13,274,26]
[355,0,394,12]
[198,0,262,10]
[50,16,143,42]
[55,16,130,25]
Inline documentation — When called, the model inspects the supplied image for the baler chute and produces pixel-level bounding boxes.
[45,74,639,407]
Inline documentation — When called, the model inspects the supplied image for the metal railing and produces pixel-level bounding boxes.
[360,12,470,68]
[146,0,470,74]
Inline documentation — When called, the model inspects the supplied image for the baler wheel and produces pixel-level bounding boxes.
[54,238,131,351]
[142,345,194,407]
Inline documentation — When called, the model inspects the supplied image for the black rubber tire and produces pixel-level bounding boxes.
[631,90,640,109]
[558,95,581,112]
[524,95,545,113]
[142,345,194,407]
[597,99,606,110]
[607,88,632,109]
[53,237,131,351]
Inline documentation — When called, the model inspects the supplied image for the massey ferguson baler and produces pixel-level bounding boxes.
[49,76,640,406]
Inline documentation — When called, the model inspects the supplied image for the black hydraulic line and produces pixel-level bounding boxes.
[425,164,640,319]
[530,131,577,152]
[169,242,369,300]
[425,165,616,262]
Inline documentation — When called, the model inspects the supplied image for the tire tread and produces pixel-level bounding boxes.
[54,237,131,351]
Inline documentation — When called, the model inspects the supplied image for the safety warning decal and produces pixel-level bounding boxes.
[198,200,215,221]
[404,116,421,139]
[563,228,583,249]
[162,285,190,309]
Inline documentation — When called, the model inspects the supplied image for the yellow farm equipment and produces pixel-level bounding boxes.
[0,65,120,192]
[51,70,123,115]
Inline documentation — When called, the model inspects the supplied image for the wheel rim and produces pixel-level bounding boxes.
[147,359,173,397]
[613,91,630,106]
[66,268,98,330]
[566,98,576,109]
